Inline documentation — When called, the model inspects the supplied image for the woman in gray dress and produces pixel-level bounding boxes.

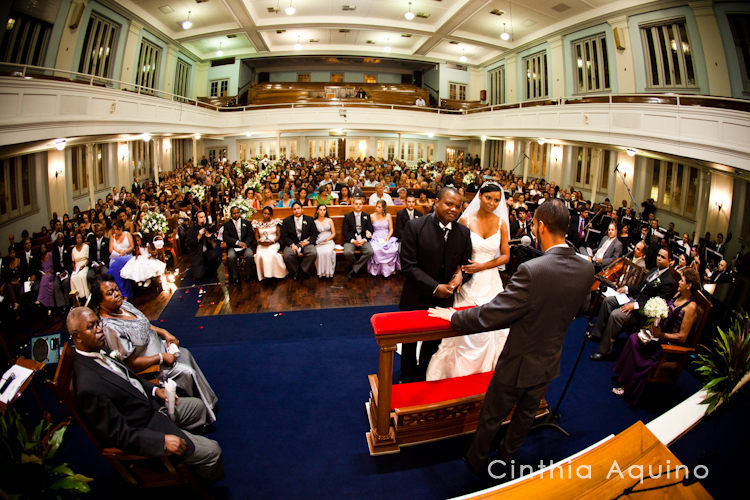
[91,274,218,422]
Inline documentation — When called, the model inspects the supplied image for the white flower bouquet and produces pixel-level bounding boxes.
[226,197,255,220]
[638,297,670,343]
[141,211,168,236]
[188,184,205,202]
[392,165,402,172]
[463,172,476,186]
[444,167,456,176]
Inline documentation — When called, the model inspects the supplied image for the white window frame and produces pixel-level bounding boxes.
[135,38,161,92]
[572,33,610,94]
[523,51,548,100]
[210,79,229,97]
[640,18,698,91]
[649,159,700,219]
[174,58,191,99]
[0,154,37,222]
[488,66,505,105]
[78,12,119,78]
[70,145,88,197]
[448,82,467,100]
[1,11,52,66]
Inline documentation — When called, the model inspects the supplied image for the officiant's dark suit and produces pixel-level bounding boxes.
[399,207,472,382]
[451,199,594,471]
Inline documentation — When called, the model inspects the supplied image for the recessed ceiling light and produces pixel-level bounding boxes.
[285,1,296,15]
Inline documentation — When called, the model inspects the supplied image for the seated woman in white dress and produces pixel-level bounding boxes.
[69,232,90,299]
[314,205,336,278]
[426,183,511,381]
[252,206,288,280]
[119,232,166,287]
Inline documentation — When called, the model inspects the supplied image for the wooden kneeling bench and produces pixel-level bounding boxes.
[366,309,549,455]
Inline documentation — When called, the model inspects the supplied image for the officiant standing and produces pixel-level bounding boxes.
[429,199,593,477]
[398,187,472,382]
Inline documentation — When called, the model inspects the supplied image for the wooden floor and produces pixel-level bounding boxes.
[134,257,404,319]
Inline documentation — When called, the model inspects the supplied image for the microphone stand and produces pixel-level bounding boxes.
[531,327,588,437]
[510,153,529,176]
[615,163,639,219]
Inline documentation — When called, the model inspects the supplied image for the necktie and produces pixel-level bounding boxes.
[579,219,584,239]
[440,224,450,242]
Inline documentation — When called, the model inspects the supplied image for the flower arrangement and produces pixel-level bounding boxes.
[444,167,456,176]
[188,184,205,202]
[140,211,168,236]
[226,197,256,220]
[408,164,419,172]
[641,297,669,323]
[463,172,476,186]
[392,165,402,172]
[243,177,262,194]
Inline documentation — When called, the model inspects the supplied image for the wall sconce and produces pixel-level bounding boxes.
[715,201,723,212]
[480,135,487,142]
[54,164,64,178]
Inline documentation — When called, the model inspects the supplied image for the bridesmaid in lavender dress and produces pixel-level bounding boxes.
[36,243,56,311]
[367,200,400,277]
[314,205,336,278]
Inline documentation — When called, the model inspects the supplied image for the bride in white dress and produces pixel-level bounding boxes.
[426,183,511,381]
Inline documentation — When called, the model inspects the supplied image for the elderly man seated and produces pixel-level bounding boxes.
[368,183,394,206]
[67,306,224,482]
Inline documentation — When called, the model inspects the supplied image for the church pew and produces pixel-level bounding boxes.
[365,308,549,455]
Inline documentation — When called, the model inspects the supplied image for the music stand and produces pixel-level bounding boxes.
[705,248,723,265]
[585,228,602,247]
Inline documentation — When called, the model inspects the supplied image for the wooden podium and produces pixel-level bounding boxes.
[467,421,711,499]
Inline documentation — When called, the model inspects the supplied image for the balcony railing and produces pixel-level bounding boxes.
[2,62,749,115]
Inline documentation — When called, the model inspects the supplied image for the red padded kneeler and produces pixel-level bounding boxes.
[390,371,494,409]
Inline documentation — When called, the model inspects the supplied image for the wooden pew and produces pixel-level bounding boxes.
[365,308,549,455]
[441,99,485,111]
[247,82,429,108]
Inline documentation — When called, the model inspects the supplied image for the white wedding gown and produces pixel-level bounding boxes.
[425,225,510,381]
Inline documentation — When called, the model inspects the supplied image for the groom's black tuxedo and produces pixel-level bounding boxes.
[453,245,593,469]
[399,213,472,381]
[72,351,195,458]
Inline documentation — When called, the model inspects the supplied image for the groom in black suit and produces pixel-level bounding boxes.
[399,187,472,382]
[223,206,256,283]
[280,201,318,279]
[68,307,223,481]
[430,199,594,476]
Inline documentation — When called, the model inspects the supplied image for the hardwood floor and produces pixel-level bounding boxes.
[193,272,404,316]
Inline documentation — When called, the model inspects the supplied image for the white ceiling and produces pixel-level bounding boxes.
[113,0,657,65]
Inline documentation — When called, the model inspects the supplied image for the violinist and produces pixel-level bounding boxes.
[185,210,221,282]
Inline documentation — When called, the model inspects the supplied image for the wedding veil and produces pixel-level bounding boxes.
[461,182,511,241]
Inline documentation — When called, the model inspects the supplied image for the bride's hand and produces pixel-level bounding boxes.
[428,307,455,322]
[461,260,484,274]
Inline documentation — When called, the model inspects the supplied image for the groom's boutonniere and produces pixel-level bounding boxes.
[653,277,661,286]
[109,350,122,361]
[302,220,307,225]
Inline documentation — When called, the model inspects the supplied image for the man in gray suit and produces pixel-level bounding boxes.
[429,199,593,476]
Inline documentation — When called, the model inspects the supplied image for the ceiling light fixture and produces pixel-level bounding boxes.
[500,22,510,41]
[294,35,302,50]
[404,2,415,21]
[194,133,201,140]
[285,0,296,16]
[216,42,223,57]
[142,133,151,142]
[460,48,467,63]
[181,11,192,30]
[54,138,67,151]
[626,148,637,157]
[384,38,392,52]
[537,138,545,145]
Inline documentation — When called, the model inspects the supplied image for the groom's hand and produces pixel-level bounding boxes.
[434,284,455,298]
[428,307,455,322]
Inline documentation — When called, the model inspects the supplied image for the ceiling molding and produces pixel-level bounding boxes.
[223,0,270,52]
[414,0,494,56]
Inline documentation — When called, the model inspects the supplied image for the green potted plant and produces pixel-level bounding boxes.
[695,311,750,414]
[0,408,93,499]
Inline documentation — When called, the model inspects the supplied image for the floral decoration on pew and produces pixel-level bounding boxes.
[463,172,475,186]
[444,166,456,176]
[225,197,256,220]
[188,184,206,202]
[141,211,168,236]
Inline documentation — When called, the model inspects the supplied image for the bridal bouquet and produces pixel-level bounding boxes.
[225,197,255,220]
[188,184,206,202]
[638,297,670,343]
[141,211,168,236]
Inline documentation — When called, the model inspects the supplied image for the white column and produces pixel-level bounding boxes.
[690,1,731,96]
[47,150,68,217]
[589,149,602,204]
[479,136,486,170]
[607,15,636,94]
[693,170,711,245]
[85,144,95,209]
[522,142,529,183]
[276,132,281,160]
[548,36,564,98]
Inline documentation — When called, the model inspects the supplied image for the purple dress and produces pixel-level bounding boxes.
[614,297,693,405]
[367,218,401,277]
[36,253,55,308]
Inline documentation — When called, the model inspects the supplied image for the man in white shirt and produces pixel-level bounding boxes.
[368,183,394,206]
[415,96,426,106]
[591,222,624,270]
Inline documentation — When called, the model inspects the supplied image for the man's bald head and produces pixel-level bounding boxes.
[67,307,105,352]
[67,306,93,334]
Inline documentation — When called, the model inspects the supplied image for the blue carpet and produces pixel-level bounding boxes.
[52,287,721,499]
